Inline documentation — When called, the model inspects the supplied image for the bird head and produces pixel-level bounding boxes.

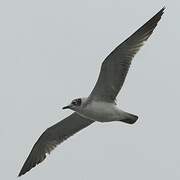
[62,98,84,111]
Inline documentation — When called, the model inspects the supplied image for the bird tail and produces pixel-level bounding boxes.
[120,112,138,124]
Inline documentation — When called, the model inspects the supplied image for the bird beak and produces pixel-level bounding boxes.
[62,105,70,110]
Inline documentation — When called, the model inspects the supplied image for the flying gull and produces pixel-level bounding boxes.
[18,7,165,176]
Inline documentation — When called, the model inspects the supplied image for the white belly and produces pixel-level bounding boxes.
[79,101,124,122]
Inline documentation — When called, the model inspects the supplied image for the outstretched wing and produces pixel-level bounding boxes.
[18,113,94,176]
[89,8,165,102]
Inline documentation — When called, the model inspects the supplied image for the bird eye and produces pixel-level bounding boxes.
[71,99,81,106]
[72,101,77,105]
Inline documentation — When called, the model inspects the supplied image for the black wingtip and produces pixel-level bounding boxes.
[162,6,166,11]
[18,173,22,177]
[159,6,166,16]
[18,164,28,177]
[18,166,32,177]
[154,6,165,18]
[18,170,22,177]
[18,169,25,177]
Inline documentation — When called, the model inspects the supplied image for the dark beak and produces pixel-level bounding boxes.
[62,105,70,110]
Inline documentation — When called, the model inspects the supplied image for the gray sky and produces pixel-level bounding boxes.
[1,0,180,179]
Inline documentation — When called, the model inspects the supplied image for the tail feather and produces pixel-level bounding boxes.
[120,113,138,124]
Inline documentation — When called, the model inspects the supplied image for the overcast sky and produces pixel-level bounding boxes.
[1,0,180,179]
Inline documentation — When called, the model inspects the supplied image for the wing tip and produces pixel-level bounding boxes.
[18,164,27,177]
[140,6,165,36]
[18,164,32,177]
[152,6,165,22]
[162,6,166,11]
[159,6,166,15]
[18,172,24,177]
[18,168,26,177]
[18,155,47,177]
[155,6,165,20]
[18,161,38,177]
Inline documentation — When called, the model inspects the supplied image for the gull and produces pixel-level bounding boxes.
[18,7,165,176]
